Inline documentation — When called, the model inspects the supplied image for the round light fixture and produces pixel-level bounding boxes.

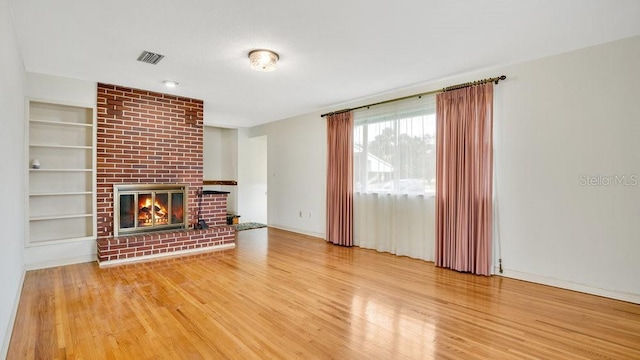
[163,80,179,88]
[248,49,279,72]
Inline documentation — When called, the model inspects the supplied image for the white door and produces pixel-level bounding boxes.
[245,135,268,224]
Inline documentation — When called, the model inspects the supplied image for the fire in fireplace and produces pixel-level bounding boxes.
[113,184,188,236]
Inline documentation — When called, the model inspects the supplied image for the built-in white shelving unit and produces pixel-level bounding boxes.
[26,99,97,246]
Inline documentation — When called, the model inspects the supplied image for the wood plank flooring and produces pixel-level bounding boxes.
[8,228,640,359]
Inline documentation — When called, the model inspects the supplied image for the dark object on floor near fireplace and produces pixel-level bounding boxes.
[227,214,241,225]
[195,219,209,230]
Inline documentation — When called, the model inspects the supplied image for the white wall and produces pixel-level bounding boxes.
[203,126,223,179]
[251,112,326,238]
[493,35,640,303]
[0,0,26,356]
[251,35,640,303]
[25,73,97,105]
[24,72,98,269]
[203,126,238,213]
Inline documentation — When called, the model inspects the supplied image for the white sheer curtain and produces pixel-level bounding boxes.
[353,96,436,262]
[354,193,435,260]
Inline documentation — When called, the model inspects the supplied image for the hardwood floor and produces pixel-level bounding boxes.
[8,228,640,359]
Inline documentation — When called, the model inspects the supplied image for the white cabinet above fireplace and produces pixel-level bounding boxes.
[26,99,97,246]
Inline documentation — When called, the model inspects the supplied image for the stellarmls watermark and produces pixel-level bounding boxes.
[579,174,639,186]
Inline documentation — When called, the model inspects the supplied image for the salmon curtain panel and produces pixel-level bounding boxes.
[435,83,493,276]
[326,111,354,246]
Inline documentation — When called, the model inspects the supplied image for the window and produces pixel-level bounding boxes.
[354,95,436,194]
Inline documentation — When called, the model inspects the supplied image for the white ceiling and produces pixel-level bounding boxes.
[10,0,640,128]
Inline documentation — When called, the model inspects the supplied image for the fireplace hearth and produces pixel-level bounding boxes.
[113,184,188,236]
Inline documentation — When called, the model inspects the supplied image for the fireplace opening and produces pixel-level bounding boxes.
[114,184,188,236]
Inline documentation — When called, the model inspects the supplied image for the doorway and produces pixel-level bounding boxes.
[243,135,268,224]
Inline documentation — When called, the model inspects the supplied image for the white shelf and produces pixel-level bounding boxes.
[30,144,92,149]
[25,235,95,247]
[26,99,97,246]
[30,191,92,197]
[30,119,93,127]
[30,168,92,172]
[30,213,93,221]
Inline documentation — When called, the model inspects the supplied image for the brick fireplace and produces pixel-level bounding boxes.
[95,83,235,265]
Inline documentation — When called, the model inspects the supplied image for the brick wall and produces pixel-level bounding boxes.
[200,193,228,226]
[97,83,204,237]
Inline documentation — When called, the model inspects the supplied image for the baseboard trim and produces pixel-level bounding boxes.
[495,267,640,304]
[1,268,26,359]
[98,243,236,267]
[25,255,97,271]
[268,224,325,240]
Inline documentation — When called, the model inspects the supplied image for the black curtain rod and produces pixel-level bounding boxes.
[320,75,506,118]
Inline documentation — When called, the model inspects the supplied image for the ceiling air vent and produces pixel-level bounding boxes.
[137,50,165,65]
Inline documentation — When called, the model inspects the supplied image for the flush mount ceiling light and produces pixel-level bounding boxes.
[163,80,179,88]
[248,49,279,72]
